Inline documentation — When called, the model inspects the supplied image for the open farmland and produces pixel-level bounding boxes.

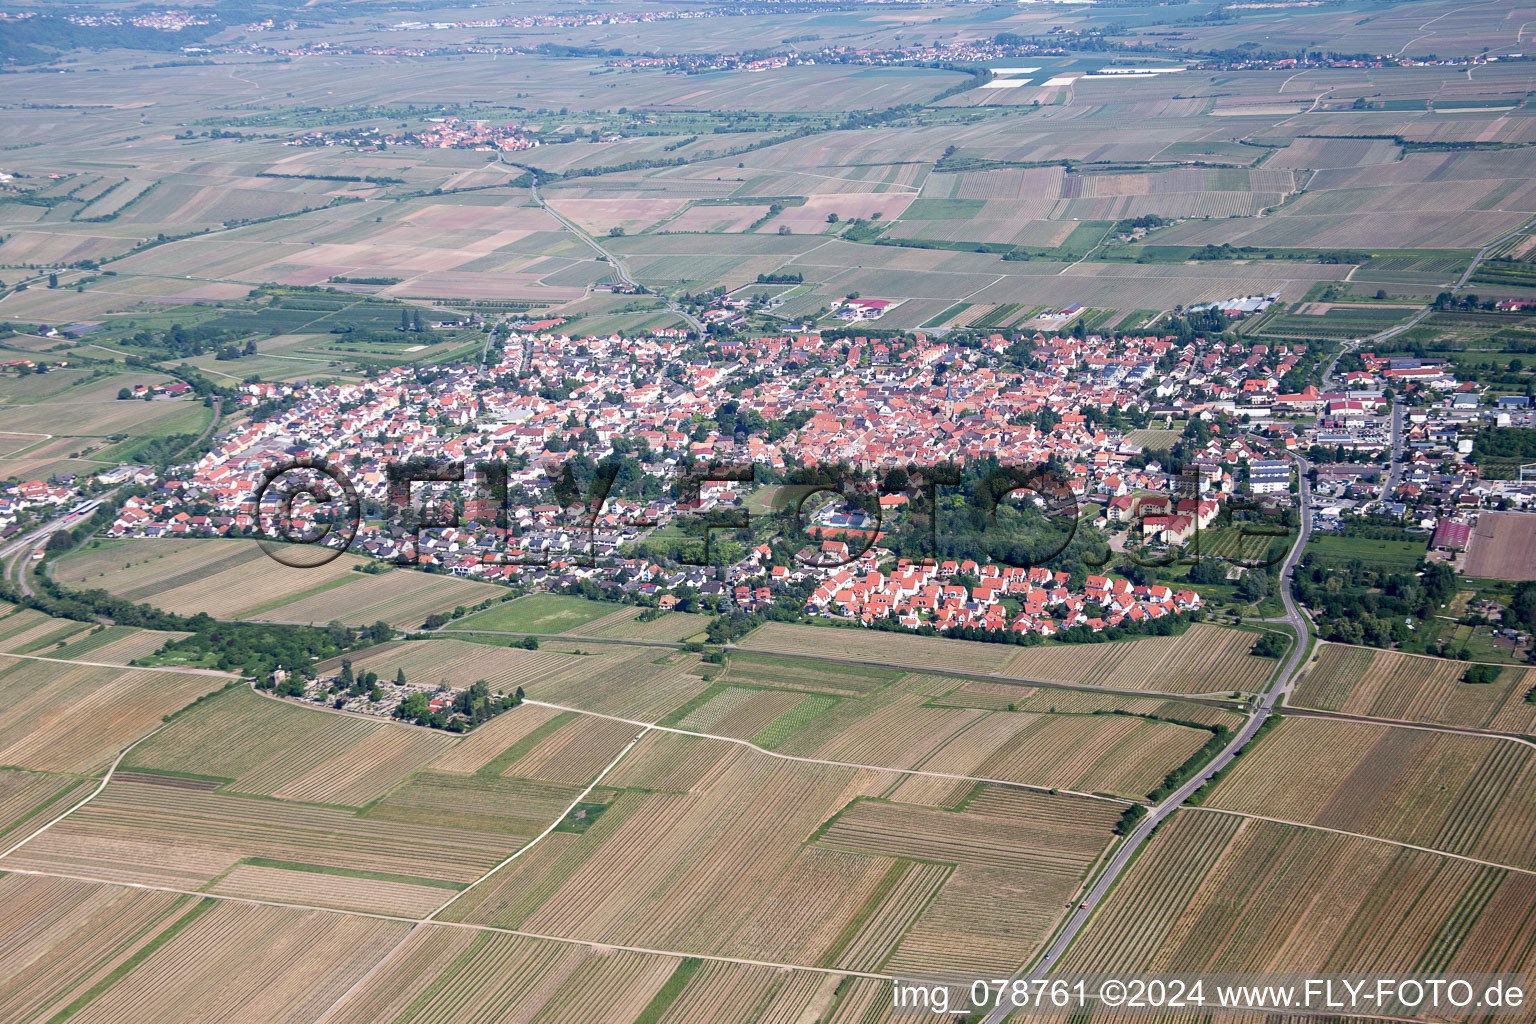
[1059,811,1536,980]
[818,786,1121,977]
[341,637,588,693]
[435,726,1120,977]
[124,684,457,806]
[996,624,1277,694]
[737,622,1274,695]
[0,658,226,775]
[738,622,1014,674]
[5,0,1536,1016]
[0,885,413,1024]
[1465,512,1536,580]
[455,593,636,635]
[1204,716,1536,870]
[57,538,501,627]
[0,770,86,848]
[1293,642,1536,735]
[0,770,518,891]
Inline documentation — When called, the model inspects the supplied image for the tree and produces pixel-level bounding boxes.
[400,307,411,330]
[826,213,839,224]
[518,636,539,650]
[396,692,431,720]
[412,309,425,332]
[1464,664,1500,685]
[47,272,58,289]
[395,667,406,686]
[117,387,132,400]
[46,530,73,552]
[1251,631,1286,658]
[423,613,448,629]
[1238,569,1269,603]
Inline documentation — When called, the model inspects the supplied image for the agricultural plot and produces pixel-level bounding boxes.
[580,606,711,642]
[57,538,500,627]
[949,711,1211,800]
[1205,716,1536,870]
[1293,642,1536,735]
[452,642,713,723]
[0,874,206,1024]
[41,897,410,1024]
[123,685,454,807]
[726,651,900,697]
[0,770,516,891]
[819,787,1121,977]
[207,861,451,918]
[0,769,86,848]
[317,927,711,1024]
[997,624,1276,695]
[0,658,226,775]
[341,638,586,694]
[0,606,93,654]
[454,593,616,634]
[437,726,1119,979]
[1465,512,1536,580]
[738,621,1014,675]
[364,770,583,840]
[1060,811,1536,981]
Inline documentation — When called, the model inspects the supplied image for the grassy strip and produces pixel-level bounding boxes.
[0,774,88,845]
[817,859,908,967]
[632,957,703,1024]
[44,896,214,1024]
[1186,714,1283,806]
[475,711,574,777]
[1146,724,1232,802]
[235,856,465,891]
[236,574,357,617]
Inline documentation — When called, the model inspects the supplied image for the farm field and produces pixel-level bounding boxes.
[738,621,1275,695]
[125,684,457,807]
[435,722,1121,977]
[1203,716,1536,870]
[451,593,707,639]
[995,624,1278,695]
[0,875,413,1024]
[0,657,227,775]
[56,538,501,628]
[1059,811,1536,981]
[1464,512,1536,579]
[0,769,519,890]
[1293,642,1536,734]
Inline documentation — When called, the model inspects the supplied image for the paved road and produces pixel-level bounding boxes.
[1382,397,1406,500]
[0,503,103,598]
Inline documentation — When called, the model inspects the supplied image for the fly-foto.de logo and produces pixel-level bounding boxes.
[249,456,1293,572]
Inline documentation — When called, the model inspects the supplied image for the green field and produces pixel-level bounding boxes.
[1305,532,1426,570]
[453,593,620,634]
